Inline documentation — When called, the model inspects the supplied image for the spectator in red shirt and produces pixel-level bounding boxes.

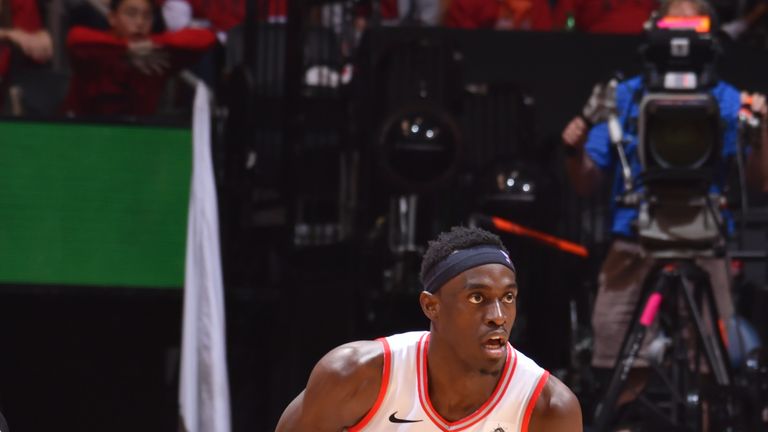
[0,0,52,79]
[161,0,288,36]
[352,0,443,54]
[162,0,246,36]
[368,0,442,25]
[63,0,216,117]
[552,0,659,33]
[444,0,554,30]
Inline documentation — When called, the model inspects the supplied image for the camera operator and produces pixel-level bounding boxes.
[561,0,768,412]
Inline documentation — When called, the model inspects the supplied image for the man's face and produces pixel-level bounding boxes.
[427,263,518,373]
[109,0,153,41]
[666,0,701,17]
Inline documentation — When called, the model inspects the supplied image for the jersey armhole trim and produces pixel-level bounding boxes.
[347,337,392,432]
[521,370,550,432]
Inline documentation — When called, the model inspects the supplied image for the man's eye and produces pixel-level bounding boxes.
[503,293,516,304]
[468,293,483,304]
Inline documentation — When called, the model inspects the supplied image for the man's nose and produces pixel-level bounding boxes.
[485,300,506,326]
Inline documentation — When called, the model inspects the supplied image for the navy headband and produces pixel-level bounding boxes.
[422,245,515,293]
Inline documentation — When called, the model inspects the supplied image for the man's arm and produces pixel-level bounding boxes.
[528,374,583,432]
[153,28,217,52]
[67,26,128,59]
[0,28,52,62]
[276,340,384,432]
[562,116,603,196]
[0,0,51,63]
[744,92,768,193]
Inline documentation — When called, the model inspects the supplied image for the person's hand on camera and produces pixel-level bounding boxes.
[747,92,767,118]
[562,116,589,154]
[128,39,170,76]
[742,91,768,192]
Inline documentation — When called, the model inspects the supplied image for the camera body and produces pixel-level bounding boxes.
[634,16,725,255]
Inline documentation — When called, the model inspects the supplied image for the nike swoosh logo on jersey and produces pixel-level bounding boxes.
[388,412,423,423]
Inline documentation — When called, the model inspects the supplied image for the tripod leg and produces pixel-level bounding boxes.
[678,267,731,386]
[593,267,672,432]
[675,263,736,431]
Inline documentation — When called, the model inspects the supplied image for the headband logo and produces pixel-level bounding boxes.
[500,250,511,265]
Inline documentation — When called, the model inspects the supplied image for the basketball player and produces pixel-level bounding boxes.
[276,226,582,431]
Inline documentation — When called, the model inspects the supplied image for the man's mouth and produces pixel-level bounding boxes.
[482,335,507,358]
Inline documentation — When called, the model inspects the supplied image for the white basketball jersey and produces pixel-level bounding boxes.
[348,331,549,432]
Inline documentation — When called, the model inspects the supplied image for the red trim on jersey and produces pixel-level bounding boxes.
[521,370,550,432]
[416,333,517,431]
[347,338,392,432]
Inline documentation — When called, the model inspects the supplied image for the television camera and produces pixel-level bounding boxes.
[631,15,729,255]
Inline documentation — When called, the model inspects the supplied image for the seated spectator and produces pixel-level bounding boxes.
[163,0,230,38]
[0,0,52,91]
[346,0,444,31]
[552,0,659,34]
[364,0,443,26]
[63,0,216,117]
[161,0,286,37]
[444,0,553,30]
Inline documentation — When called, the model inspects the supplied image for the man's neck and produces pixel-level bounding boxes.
[425,336,506,422]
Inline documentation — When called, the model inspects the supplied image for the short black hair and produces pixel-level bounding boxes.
[110,0,151,12]
[419,226,510,287]
[658,0,715,18]
[656,0,719,35]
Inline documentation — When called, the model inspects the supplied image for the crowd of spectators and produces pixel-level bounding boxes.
[0,0,766,119]
[366,0,768,34]
[63,0,215,116]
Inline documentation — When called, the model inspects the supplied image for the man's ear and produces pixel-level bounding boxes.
[419,291,439,321]
[107,13,117,29]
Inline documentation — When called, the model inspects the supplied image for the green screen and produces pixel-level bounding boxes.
[0,121,191,288]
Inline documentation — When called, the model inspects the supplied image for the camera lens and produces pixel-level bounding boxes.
[648,112,714,168]
[643,96,719,170]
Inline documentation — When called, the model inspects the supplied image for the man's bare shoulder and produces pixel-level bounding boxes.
[312,340,385,386]
[528,374,583,432]
[275,340,385,432]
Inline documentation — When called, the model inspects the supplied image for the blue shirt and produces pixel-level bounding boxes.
[584,75,741,237]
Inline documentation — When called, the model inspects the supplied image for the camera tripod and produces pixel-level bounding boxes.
[592,258,737,432]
